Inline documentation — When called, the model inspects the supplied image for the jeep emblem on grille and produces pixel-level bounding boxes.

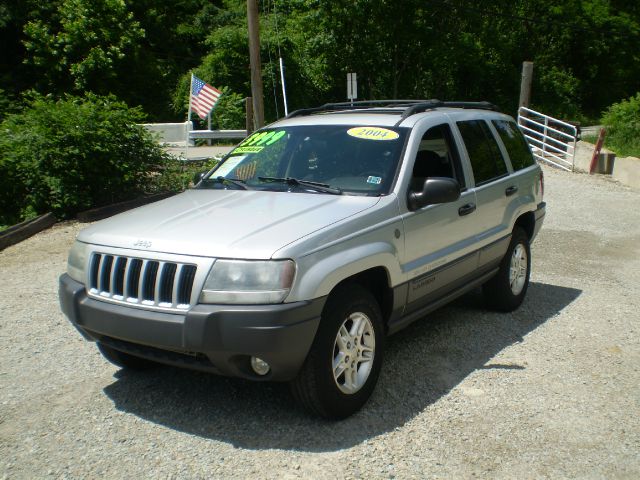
[133,239,152,248]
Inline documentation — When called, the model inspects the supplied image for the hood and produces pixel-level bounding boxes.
[77,189,380,258]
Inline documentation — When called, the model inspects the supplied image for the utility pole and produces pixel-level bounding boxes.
[247,0,264,129]
[519,61,534,109]
[245,97,254,134]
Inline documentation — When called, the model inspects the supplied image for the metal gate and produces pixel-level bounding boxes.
[517,106,578,171]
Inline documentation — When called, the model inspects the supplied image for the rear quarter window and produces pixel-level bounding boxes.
[492,120,535,170]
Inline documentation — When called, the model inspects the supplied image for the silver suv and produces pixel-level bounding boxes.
[60,100,546,419]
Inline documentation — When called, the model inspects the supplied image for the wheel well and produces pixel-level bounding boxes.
[514,211,535,239]
[329,267,393,325]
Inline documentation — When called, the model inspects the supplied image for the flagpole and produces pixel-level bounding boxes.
[279,57,289,117]
[185,73,194,163]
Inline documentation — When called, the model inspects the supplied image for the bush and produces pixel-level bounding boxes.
[0,93,172,225]
[0,89,20,122]
[601,93,640,158]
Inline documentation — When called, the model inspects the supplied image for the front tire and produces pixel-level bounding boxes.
[290,284,384,419]
[483,226,531,312]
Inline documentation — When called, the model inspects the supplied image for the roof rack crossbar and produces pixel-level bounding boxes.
[286,100,499,120]
[398,100,499,121]
[286,100,433,118]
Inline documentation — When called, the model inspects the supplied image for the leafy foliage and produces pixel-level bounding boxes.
[3,0,639,123]
[0,93,172,225]
[601,92,640,158]
[5,0,218,121]
[23,0,144,93]
[173,0,639,122]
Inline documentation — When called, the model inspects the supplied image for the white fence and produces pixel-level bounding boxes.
[517,107,578,171]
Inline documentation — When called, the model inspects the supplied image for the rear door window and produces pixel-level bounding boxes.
[457,120,508,186]
[492,120,535,170]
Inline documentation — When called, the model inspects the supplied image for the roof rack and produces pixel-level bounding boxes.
[286,99,499,120]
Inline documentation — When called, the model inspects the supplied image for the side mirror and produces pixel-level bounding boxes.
[193,171,207,185]
[408,177,461,211]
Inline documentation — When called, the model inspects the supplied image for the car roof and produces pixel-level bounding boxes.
[270,100,508,129]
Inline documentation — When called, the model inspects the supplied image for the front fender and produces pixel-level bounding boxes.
[287,241,403,302]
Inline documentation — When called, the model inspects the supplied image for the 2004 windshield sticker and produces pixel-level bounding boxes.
[234,130,286,154]
[347,127,399,141]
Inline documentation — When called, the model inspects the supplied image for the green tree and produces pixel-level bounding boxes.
[124,0,222,120]
[3,0,639,125]
[0,0,59,99]
[24,0,144,94]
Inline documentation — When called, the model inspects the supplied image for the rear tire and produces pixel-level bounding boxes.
[483,227,531,312]
[290,284,384,419]
[97,342,156,370]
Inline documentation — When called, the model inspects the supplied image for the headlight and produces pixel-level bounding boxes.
[67,241,87,283]
[200,259,296,304]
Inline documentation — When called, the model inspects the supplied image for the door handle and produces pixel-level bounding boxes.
[505,185,518,196]
[458,203,476,216]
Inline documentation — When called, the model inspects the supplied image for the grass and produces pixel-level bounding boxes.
[581,135,640,158]
[604,140,640,158]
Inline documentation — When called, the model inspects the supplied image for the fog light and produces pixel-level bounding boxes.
[250,356,270,376]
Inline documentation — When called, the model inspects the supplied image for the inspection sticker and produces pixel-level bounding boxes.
[367,176,382,184]
[347,126,399,141]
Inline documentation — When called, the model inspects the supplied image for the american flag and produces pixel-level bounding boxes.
[190,75,222,119]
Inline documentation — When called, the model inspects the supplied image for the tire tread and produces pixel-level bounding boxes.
[290,283,383,419]
[483,227,531,312]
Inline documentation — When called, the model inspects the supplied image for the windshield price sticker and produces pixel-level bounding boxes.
[239,130,286,148]
[347,127,399,141]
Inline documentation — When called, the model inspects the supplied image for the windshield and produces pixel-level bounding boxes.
[198,125,409,195]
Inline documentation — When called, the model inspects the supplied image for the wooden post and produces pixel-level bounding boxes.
[246,97,254,134]
[247,0,264,129]
[519,61,534,109]
[589,128,607,174]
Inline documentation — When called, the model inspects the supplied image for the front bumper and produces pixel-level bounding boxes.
[59,274,324,381]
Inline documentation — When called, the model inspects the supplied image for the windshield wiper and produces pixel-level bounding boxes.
[258,176,342,195]
[210,176,250,190]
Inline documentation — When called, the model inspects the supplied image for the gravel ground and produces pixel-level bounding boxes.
[1,165,639,479]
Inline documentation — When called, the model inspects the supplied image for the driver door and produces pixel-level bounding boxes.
[400,121,480,313]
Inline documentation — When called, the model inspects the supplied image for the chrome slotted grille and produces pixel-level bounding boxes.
[88,253,197,310]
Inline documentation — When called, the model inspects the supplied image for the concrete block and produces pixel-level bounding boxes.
[141,122,193,145]
[611,155,640,189]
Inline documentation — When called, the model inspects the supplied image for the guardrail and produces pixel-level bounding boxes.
[141,122,247,146]
[189,129,247,141]
[517,107,578,171]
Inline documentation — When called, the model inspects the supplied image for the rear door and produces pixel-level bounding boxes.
[453,117,515,270]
